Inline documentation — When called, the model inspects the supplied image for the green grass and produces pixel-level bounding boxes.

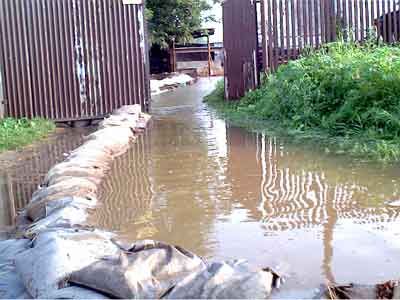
[205,42,400,162]
[0,118,55,152]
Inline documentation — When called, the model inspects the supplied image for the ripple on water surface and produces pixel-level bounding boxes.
[92,78,400,292]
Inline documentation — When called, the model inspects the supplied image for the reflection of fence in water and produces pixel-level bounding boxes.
[258,135,400,231]
[95,133,153,231]
[7,130,88,211]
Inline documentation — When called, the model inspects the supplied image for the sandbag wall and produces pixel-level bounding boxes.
[1,104,397,299]
[0,105,282,299]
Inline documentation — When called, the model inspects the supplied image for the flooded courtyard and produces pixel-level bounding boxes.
[91,78,400,294]
[1,78,400,295]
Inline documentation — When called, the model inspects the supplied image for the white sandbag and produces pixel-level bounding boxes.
[14,229,119,298]
[24,197,96,238]
[45,165,106,186]
[46,286,110,299]
[69,240,207,299]
[164,260,281,299]
[65,154,112,171]
[113,104,142,116]
[31,178,97,203]
[87,127,134,143]
[99,114,140,129]
[72,137,132,159]
[0,239,31,299]
[48,160,111,173]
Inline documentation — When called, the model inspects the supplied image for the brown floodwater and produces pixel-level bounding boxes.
[0,127,91,237]
[92,77,400,296]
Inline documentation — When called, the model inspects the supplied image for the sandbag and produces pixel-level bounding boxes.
[137,113,152,129]
[31,178,97,203]
[86,127,135,143]
[113,104,142,116]
[69,240,207,299]
[164,261,281,299]
[0,239,31,299]
[99,114,140,129]
[24,197,96,238]
[70,140,130,161]
[26,178,97,221]
[46,287,109,299]
[45,165,106,186]
[14,229,120,298]
[65,154,112,171]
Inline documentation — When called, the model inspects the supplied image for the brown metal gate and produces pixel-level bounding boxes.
[223,0,260,100]
[0,0,149,121]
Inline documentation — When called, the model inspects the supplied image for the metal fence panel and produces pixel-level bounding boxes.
[0,0,149,121]
[223,0,259,100]
[260,0,400,73]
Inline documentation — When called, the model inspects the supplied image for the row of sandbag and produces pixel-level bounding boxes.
[0,228,281,299]
[20,105,151,237]
[1,105,283,299]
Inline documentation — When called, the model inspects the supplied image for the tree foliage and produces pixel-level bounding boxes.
[146,0,217,48]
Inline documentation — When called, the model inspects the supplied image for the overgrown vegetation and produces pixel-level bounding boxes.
[0,118,55,152]
[205,42,400,161]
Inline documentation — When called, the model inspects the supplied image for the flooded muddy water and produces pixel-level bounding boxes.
[93,77,400,294]
[0,128,91,234]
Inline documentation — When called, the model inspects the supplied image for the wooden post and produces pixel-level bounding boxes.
[207,35,212,77]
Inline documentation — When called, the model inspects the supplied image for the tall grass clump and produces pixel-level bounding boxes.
[205,42,400,161]
[0,118,55,152]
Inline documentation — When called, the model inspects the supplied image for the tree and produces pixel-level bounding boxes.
[146,0,217,49]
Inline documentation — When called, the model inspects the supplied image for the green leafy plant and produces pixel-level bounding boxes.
[205,42,400,161]
[0,118,55,152]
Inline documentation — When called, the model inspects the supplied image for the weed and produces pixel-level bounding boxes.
[0,118,55,152]
[205,42,400,162]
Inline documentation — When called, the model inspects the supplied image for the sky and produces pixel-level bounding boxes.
[203,2,223,43]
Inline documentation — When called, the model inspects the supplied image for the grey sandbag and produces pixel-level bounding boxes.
[24,197,96,238]
[69,240,207,299]
[164,260,281,299]
[46,287,110,299]
[26,178,97,221]
[14,229,120,298]
[0,239,31,299]
[26,196,96,224]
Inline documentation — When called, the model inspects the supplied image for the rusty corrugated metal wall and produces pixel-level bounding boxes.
[0,0,149,121]
[223,0,260,100]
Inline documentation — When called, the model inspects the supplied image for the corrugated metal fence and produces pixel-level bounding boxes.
[223,0,259,100]
[223,0,400,99]
[0,0,149,121]
[262,0,400,72]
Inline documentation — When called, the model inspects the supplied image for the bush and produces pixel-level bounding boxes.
[0,118,55,152]
[205,42,400,161]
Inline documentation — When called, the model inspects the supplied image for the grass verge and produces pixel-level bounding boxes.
[205,42,400,162]
[0,118,56,153]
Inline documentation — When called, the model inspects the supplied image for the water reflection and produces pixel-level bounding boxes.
[0,128,91,229]
[94,78,400,291]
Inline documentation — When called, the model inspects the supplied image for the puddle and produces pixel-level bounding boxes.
[2,77,398,293]
[91,77,400,292]
[0,128,92,232]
